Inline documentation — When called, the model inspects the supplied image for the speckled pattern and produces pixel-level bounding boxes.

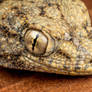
[0,1,92,92]
[0,0,92,75]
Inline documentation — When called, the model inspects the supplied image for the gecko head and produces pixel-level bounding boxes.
[0,1,68,75]
[0,3,70,75]
[0,0,92,76]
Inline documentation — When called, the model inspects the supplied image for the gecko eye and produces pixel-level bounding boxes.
[24,29,55,56]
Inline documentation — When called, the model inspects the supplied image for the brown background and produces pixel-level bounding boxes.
[0,0,92,92]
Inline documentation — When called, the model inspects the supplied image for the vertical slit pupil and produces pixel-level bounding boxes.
[32,34,39,51]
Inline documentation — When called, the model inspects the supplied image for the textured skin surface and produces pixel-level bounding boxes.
[0,1,92,92]
[0,0,92,75]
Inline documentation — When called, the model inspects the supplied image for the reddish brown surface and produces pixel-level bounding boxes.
[0,0,92,92]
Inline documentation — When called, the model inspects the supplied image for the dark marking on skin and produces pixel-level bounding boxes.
[39,6,46,16]
[56,3,61,11]
[5,9,29,33]
[72,0,76,2]
[83,21,89,32]
[19,35,25,45]
[11,7,26,18]
[74,59,81,71]
[11,6,19,10]
[83,21,92,40]
[69,37,73,42]
[10,55,27,69]
[16,10,25,16]
[0,25,9,35]
[61,14,64,18]
[7,16,15,27]
[29,1,35,3]
[3,6,28,32]
[63,53,71,59]
[76,55,82,60]
[75,65,81,71]
[69,32,76,42]
[84,26,87,31]
[48,3,52,7]
[82,8,87,14]
[57,50,71,60]
[63,64,70,71]
[0,25,18,38]
[88,32,92,39]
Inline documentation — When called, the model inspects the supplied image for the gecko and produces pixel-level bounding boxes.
[0,0,92,75]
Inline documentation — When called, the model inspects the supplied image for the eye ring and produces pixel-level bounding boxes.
[24,28,55,56]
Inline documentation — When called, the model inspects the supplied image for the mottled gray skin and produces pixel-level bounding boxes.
[0,0,92,75]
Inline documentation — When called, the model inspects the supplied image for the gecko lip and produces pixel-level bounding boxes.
[24,55,92,76]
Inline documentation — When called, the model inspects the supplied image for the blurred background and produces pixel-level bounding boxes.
[0,0,92,92]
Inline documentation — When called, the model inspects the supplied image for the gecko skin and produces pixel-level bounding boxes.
[0,0,92,75]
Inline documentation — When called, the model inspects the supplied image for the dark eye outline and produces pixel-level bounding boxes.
[24,28,57,57]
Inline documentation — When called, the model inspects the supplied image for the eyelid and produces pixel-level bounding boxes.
[42,31,55,56]
[24,29,56,56]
